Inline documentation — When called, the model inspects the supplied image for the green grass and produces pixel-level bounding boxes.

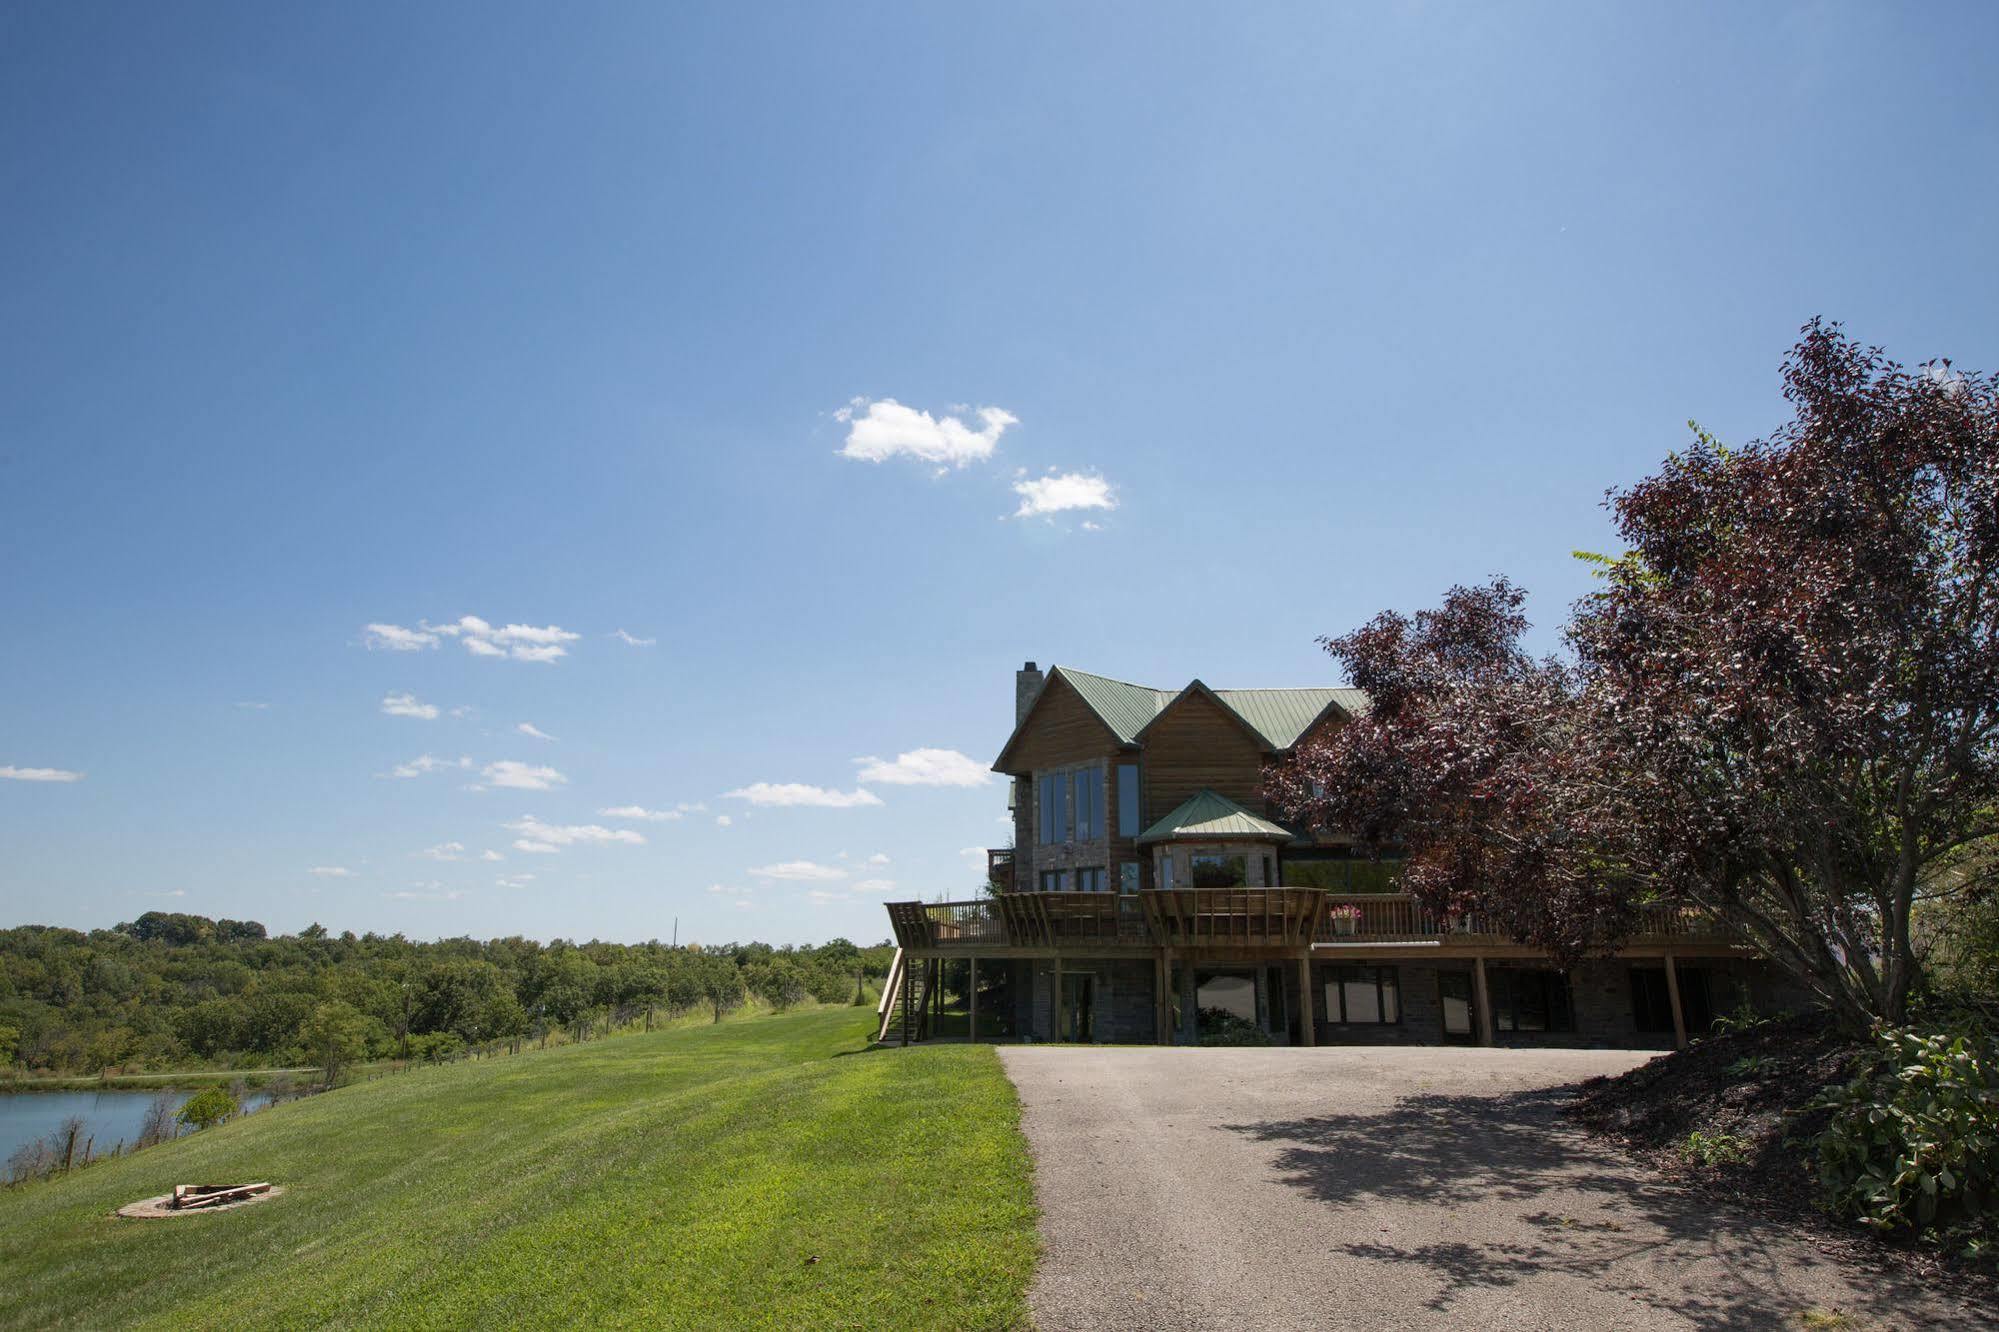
[0,1008,1036,1330]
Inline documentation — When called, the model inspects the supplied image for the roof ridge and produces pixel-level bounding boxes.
[1052,664,1167,692]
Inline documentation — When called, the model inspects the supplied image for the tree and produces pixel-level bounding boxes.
[175,1086,238,1131]
[1275,323,1999,1027]
[699,958,745,1024]
[300,1000,371,1085]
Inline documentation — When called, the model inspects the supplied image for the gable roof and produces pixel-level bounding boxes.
[993,665,1368,772]
[1137,788,1295,844]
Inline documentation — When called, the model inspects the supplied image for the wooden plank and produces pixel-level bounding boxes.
[1664,953,1687,1049]
[1473,956,1494,1047]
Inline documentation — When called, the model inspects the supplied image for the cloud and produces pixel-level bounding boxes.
[505,815,645,852]
[363,623,438,652]
[707,882,750,897]
[715,814,733,827]
[515,722,557,742]
[835,398,1017,469]
[853,748,991,788]
[480,849,505,862]
[749,860,847,882]
[850,878,897,895]
[723,782,883,809]
[482,761,567,791]
[1012,471,1117,519]
[235,701,271,711]
[419,841,467,862]
[308,866,356,878]
[600,805,683,822]
[388,884,467,902]
[866,852,890,866]
[381,691,440,720]
[495,874,535,888]
[806,889,847,905]
[959,846,987,862]
[384,754,472,780]
[1,765,84,783]
[611,629,656,647]
[420,615,581,664]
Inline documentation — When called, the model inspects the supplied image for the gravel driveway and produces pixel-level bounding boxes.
[998,1045,1985,1331]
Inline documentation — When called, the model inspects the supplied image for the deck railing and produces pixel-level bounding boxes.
[889,890,1739,954]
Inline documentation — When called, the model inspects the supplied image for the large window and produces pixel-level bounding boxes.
[1282,851,1406,893]
[1491,969,1574,1033]
[1325,966,1400,1025]
[1073,766,1102,841]
[1037,773,1068,844]
[1119,862,1140,894]
[1117,764,1140,837]
[1075,867,1107,893]
[1190,854,1247,887]
[1038,870,1065,892]
[1197,972,1257,1023]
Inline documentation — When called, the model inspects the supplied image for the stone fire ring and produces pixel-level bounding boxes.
[116,1186,285,1219]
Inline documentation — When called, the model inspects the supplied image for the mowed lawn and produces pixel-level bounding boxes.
[0,1008,1036,1330]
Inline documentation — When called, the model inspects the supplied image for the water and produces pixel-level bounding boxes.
[0,1088,275,1165]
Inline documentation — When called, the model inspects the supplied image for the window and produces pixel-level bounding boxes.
[1491,969,1573,1033]
[1158,858,1174,890]
[1117,764,1140,837]
[1076,867,1107,893]
[1325,966,1399,1025]
[1038,870,1066,892]
[1190,854,1246,888]
[1037,773,1069,844]
[1197,972,1257,1023]
[1073,766,1101,841]
[1281,851,1407,893]
[1631,967,1715,1035]
[1119,863,1140,894]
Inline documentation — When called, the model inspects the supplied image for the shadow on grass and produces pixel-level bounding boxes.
[1223,1086,1956,1331]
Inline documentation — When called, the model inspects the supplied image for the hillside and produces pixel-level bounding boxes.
[0,1007,1035,1331]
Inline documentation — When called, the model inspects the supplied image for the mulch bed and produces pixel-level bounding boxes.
[1565,1012,1996,1303]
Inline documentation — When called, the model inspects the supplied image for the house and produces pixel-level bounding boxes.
[881,662,1813,1049]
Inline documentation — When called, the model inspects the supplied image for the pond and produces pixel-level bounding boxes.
[0,1088,275,1165]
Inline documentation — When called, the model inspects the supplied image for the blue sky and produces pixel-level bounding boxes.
[4,3,1995,946]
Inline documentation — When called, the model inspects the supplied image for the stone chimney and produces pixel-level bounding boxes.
[1015,661,1045,723]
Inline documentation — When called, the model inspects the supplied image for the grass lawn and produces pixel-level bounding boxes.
[0,1007,1036,1330]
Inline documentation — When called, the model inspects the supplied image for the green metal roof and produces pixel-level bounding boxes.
[1211,687,1369,750]
[1137,788,1296,844]
[1051,667,1175,745]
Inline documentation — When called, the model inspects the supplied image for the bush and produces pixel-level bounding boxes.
[1195,1007,1274,1047]
[176,1086,237,1131]
[1810,1025,1999,1258]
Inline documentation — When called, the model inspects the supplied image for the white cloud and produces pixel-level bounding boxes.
[515,722,557,742]
[853,748,991,788]
[806,889,847,905]
[749,860,848,882]
[381,691,440,720]
[1012,471,1117,519]
[723,781,883,809]
[420,615,581,664]
[0,765,83,783]
[385,754,472,780]
[482,760,568,791]
[419,841,466,862]
[480,849,505,862]
[363,623,438,652]
[600,805,683,822]
[835,398,1017,469]
[866,852,890,866]
[708,882,749,897]
[715,814,733,827]
[505,815,645,852]
[612,629,656,647]
[388,884,467,902]
[235,701,271,711]
[850,878,897,895]
[495,874,535,888]
[308,866,356,878]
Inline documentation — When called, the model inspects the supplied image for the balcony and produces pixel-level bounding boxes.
[886,890,1741,956]
[985,848,1015,894]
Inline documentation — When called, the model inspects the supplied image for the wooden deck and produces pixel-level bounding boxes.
[887,890,1743,959]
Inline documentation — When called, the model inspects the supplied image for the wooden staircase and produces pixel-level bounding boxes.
[873,947,935,1044]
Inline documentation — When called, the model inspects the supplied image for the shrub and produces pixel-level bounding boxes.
[1195,1007,1274,1047]
[176,1086,238,1131]
[1682,1129,1748,1168]
[1810,1025,1999,1257]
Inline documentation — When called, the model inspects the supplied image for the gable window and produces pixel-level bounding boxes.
[1325,965,1399,1025]
[1038,870,1065,892]
[1491,969,1574,1033]
[1073,766,1102,841]
[1117,764,1140,837]
[1076,867,1107,893]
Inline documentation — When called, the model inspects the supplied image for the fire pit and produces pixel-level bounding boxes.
[116,1183,282,1219]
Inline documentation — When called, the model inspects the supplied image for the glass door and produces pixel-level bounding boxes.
[1439,971,1475,1043]
[1061,974,1095,1043]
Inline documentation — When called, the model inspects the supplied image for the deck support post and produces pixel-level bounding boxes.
[968,956,978,1043]
[1664,953,1687,1049]
[901,954,913,1047]
[1179,956,1197,1045]
[1296,955,1315,1047]
[1051,953,1063,1043]
[1154,952,1169,1045]
[1473,955,1494,1047]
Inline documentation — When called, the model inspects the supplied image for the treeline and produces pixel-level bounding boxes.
[0,912,895,1076]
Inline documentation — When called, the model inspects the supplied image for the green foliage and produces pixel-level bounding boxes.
[1682,1129,1748,1168]
[1194,1007,1274,1047]
[0,1008,1036,1330]
[300,1001,373,1084]
[174,1086,238,1131]
[1811,1025,1999,1256]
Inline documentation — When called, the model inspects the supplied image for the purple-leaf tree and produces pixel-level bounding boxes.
[1274,322,1999,1026]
